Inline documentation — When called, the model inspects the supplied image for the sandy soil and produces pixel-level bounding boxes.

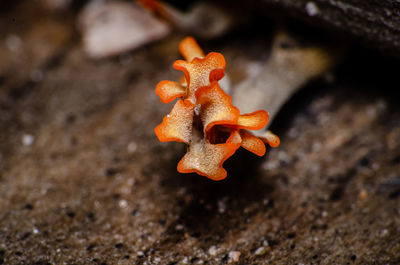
[0,2,399,264]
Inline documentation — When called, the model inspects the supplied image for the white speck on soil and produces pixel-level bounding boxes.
[175,224,184,231]
[306,2,319,16]
[22,134,35,146]
[181,257,189,264]
[118,199,128,208]
[208,246,217,256]
[127,177,135,186]
[32,227,39,234]
[218,199,227,213]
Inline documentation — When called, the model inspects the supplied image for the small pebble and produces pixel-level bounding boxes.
[78,1,170,59]
[32,227,39,234]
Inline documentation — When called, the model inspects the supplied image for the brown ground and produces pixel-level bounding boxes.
[0,2,399,265]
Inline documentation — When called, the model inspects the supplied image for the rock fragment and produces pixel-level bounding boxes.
[78,1,170,59]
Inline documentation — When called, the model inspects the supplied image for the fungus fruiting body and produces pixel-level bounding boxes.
[155,37,279,180]
[232,30,339,121]
[137,0,234,39]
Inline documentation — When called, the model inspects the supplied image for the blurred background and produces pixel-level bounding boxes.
[0,0,399,264]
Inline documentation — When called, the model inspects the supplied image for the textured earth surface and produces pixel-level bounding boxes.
[0,1,399,265]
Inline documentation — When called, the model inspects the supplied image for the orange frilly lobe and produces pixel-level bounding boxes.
[155,37,279,180]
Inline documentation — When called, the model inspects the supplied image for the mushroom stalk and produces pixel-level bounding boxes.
[232,31,340,125]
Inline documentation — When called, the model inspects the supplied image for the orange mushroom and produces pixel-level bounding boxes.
[155,37,279,180]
